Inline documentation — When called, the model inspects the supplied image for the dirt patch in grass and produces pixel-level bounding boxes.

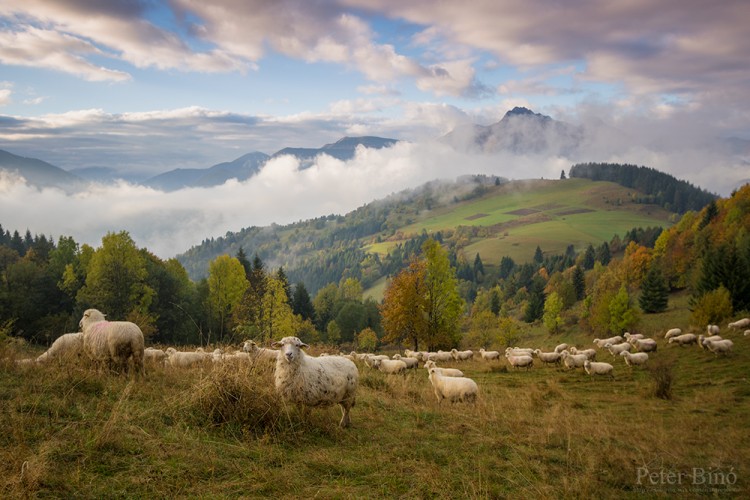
[465,213,489,221]
[506,208,540,216]
[556,208,595,216]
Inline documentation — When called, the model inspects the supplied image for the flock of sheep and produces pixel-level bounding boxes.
[9,308,750,428]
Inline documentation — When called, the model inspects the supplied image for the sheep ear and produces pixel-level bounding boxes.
[271,341,281,348]
[299,342,309,349]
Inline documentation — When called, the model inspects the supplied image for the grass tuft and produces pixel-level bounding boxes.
[647,357,675,400]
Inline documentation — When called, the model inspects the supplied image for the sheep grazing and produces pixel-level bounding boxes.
[273,336,358,428]
[554,343,569,353]
[668,333,698,347]
[391,354,419,369]
[164,347,210,368]
[702,338,734,355]
[371,358,408,374]
[604,342,632,357]
[35,332,84,364]
[79,309,144,375]
[450,348,474,361]
[505,354,533,370]
[569,347,596,360]
[632,338,658,352]
[560,351,587,369]
[144,347,168,364]
[593,336,623,348]
[423,359,464,377]
[620,350,648,366]
[533,349,561,365]
[728,318,750,330]
[584,360,614,379]
[427,367,478,404]
[707,324,720,335]
[664,328,682,340]
[478,348,501,361]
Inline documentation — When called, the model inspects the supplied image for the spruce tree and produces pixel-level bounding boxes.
[639,263,669,313]
[582,244,595,270]
[572,265,586,301]
[533,246,544,264]
[523,276,546,323]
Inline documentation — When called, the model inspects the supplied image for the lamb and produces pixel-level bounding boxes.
[620,350,649,366]
[165,347,210,368]
[560,351,588,369]
[605,342,632,357]
[427,367,478,404]
[392,354,419,369]
[423,360,464,377]
[533,349,562,365]
[668,333,698,347]
[478,348,501,361]
[584,360,614,378]
[35,332,83,364]
[702,338,734,355]
[505,354,533,370]
[707,324,720,335]
[273,336,358,428]
[569,347,596,360]
[450,349,474,361]
[143,347,168,364]
[554,343,569,353]
[632,338,658,352]
[664,328,682,340]
[371,358,408,374]
[79,309,144,375]
[728,318,750,330]
[594,336,623,348]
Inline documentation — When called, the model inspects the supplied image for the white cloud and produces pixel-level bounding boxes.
[0,88,10,105]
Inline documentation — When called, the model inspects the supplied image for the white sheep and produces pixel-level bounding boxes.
[165,347,210,368]
[505,354,533,370]
[427,351,453,362]
[450,348,474,361]
[242,340,279,362]
[668,333,698,347]
[371,358,408,374]
[478,348,501,361]
[728,318,750,330]
[553,343,569,353]
[505,347,535,357]
[423,359,464,377]
[35,332,83,364]
[392,354,419,369]
[697,334,722,350]
[594,336,623,348]
[702,338,734,355]
[364,354,390,368]
[569,347,596,360]
[605,342,632,357]
[584,360,614,378]
[427,367,478,404]
[620,350,648,366]
[707,324,720,335]
[144,347,168,364]
[79,309,144,375]
[664,328,682,340]
[273,336,358,428]
[632,338,658,352]
[744,330,750,337]
[560,351,587,369]
[623,332,644,343]
[533,349,561,365]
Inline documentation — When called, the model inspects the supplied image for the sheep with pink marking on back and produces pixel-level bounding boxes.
[273,336,358,428]
[79,309,144,375]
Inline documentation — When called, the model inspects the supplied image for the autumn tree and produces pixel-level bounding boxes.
[380,259,428,350]
[422,238,464,349]
[543,291,564,334]
[257,275,295,343]
[357,327,378,352]
[609,284,639,334]
[207,254,248,342]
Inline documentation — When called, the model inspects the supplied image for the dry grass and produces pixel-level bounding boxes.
[1,320,749,498]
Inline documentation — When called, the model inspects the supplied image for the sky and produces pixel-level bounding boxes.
[0,0,749,258]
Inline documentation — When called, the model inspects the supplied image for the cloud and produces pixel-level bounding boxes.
[0,88,10,106]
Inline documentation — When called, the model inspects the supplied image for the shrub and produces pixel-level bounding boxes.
[647,358,674,400]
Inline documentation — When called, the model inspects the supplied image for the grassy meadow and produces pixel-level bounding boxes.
[2,297,749,498]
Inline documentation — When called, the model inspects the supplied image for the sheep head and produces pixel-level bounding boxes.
[272,336,309,363]
[79,308,106,329]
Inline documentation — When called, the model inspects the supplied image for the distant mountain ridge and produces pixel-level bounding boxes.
[441,106,584,156]
[0,149,83,189]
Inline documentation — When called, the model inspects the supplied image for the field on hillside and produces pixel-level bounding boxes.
[368,178,674,265]
[2,305,748,497]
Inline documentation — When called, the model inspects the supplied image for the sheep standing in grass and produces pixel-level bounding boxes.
[623,332,644,342]
[728,318,750,330]
[392,354,419,369]
[632,338,658,352]
[584,360,614,379]
[478,348,501,361]
[707,325,720,335]
[569,347,596,360]
[620,351,648,366]
[668,333,698,347]
[533,349,561,365]
[427,368,478,404]
[273,336,358,428]
[506,354,533,370]
[144,347,167,365]
[450,349,474,361]
[594,336,623,348]
[79,309,144,375]
[560,351,587,369]
[703,338,734,355]
[371,358,407,374]
[664,328,682,340]
[605,342,632,357]
[242,340,279,362]
[165,347,210,368]
[697,334,723,350]
[35,332,83,364]
[554,343,569,353]
[423,360,464,377]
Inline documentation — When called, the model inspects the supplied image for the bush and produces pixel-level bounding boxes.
[647,358,674,400]
[690,286,733,327]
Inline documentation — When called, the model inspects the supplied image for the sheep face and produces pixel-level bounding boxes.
[79,308,106,329]
[273,336,309,364]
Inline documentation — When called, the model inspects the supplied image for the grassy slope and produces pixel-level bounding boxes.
[2,295,749,498]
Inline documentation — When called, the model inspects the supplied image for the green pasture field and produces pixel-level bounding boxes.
[2,295,749,497]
